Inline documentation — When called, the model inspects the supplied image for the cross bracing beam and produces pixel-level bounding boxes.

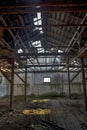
[15,73,25,83]
[70,70,81,83]
[0,70,11,83]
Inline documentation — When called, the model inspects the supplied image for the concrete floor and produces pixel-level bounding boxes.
[51,99,87,130]
[0,98,87,130]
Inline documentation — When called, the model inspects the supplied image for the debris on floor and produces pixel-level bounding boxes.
[0,98,87,130]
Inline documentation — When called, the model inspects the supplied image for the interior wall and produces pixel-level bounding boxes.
[0,73,8,97]
[13,72,84,96]
[1,70,86,97]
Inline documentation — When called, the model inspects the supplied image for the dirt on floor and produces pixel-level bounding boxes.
[0,97,87,130]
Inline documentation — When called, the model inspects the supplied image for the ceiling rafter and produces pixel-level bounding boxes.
[18,15,42,71]
[65,14,87,53]
[0,3,87,8]
[0,1,87,72]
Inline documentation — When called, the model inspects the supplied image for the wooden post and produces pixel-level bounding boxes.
[10,59,14,111]
[68,66,71,99]
[24,66,27,101]
[81,58,87,110]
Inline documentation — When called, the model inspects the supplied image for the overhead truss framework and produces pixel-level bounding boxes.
[0,0,87,74]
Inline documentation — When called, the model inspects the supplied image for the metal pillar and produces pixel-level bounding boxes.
[68,66,71,99]
[10,59,14,111]
[81,58,87,110]
[24,67,27,101]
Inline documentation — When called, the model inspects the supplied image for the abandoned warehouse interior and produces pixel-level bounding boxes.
[0,0,87,130]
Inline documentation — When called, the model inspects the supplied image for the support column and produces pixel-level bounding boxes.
[81,58,87,110]
[68,66,71,99]
[24,66,27,101]
[61,74,64,93]
[10,59,14,111]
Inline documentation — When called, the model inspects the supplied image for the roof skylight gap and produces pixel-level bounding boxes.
[32,11,44,53]
[58,50,63,53]
[37,12,41,19]
[31,40,44,53]
[18,49,23,54]
[33,12,43,34]
[36,6,41,9]
[33,17,38,22]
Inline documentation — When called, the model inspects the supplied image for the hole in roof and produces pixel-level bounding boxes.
[34,17,38,21]
[51,48,54,51]
[34,19,42,25]
[32,41,44,53]
[58,50,63,53]
[18,49,23,54]
[33,12,43,33]
[37,12,41,19]
[40,30,43,34]
[39,27,42,30]
[36,6,41,8]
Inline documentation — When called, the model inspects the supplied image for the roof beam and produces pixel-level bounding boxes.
[0,8,86,14]
[65,14,87,53]
[15,70,81,73]
[1,15,37,70]
[0,16,18,42]
[0,24,87,30]
[18,15,41,68]
[18,52,70,57]
[0,3,87,8]
[18,64,82,68]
